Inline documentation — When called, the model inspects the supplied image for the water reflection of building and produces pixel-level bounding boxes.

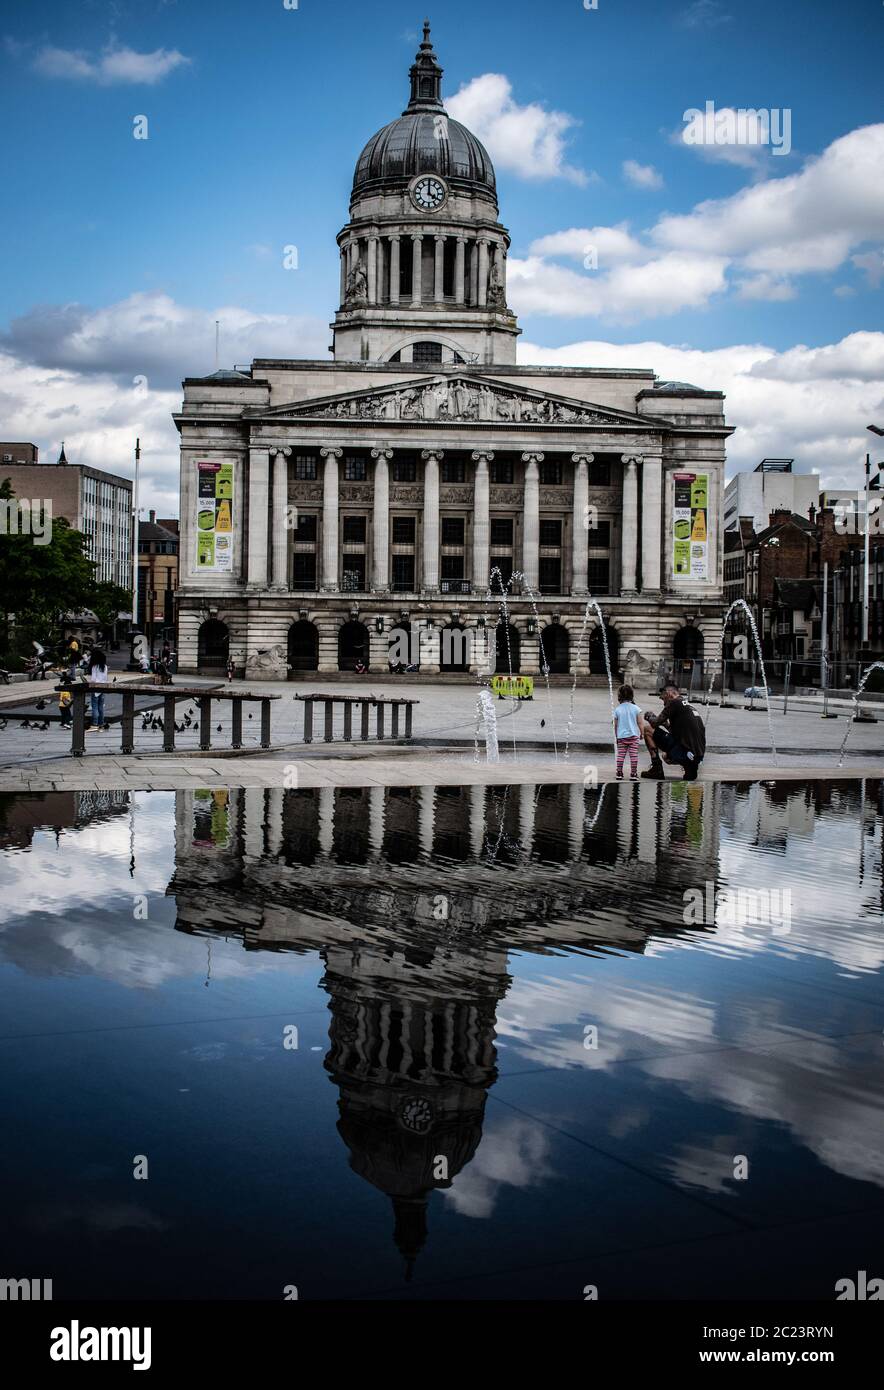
[169,781,721,1271]
[0,790,129,849]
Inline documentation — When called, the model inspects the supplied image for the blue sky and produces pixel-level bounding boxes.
[1,0,882,510]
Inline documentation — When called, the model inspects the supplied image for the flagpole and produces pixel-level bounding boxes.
[132,438,140,627]
[862,453,870,648]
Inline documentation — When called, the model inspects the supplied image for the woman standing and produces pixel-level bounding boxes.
[87,648,109,731]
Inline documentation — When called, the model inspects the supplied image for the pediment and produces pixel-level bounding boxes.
[245,375,651,429]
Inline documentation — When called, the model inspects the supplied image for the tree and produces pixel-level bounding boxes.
[91,581,132,632]
[0,478,97,659]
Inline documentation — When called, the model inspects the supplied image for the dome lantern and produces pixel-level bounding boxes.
[405,20,444,114]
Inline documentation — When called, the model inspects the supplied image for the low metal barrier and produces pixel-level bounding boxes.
[294,693,418,744]
[70,684,280,757]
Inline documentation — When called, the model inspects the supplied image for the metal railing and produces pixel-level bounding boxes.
[294,693,418,744]
[69,684,281,757]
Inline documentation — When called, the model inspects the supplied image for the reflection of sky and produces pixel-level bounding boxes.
[1,780,882,1213]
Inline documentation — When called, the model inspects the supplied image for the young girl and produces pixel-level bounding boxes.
[613,683,645,780]
[87,648,109,731]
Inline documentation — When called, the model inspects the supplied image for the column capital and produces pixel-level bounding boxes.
[471,450,494,464]
[270,446,292,458]
[410,232,423,243]
[571,452,594,466]
[371,448,393,461]
[388,233,401,243]
[621,453,642,466]
[522,452,545,465]
[320,447,343,460]
[421,449,444,463]
[434,232,447,243]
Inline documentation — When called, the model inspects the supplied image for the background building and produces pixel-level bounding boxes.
[137,512,179,649]
[1,442,132,589]
[723,459,819,533]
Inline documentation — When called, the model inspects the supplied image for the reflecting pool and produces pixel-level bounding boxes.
[0,779,882,1300]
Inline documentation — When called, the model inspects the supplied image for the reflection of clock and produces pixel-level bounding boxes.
[410,175,447,212]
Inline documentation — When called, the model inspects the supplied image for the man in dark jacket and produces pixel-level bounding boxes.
[641,682,706,781]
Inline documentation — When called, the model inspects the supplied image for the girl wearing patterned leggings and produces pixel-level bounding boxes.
[613,684,646,780]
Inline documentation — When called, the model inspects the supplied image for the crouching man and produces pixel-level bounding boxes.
[641,681,706,781]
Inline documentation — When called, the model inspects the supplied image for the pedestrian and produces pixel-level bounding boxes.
[87,647,109,731]
[57,680,73,728]
[226,657,235,683]
[67,634,80,679]
[641,681,706,781]
[613,683,645,780]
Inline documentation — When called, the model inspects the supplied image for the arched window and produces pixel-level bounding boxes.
[539,624,569,675]
[589,623,619,677]
[495,623,521,674]
[338,620,370,671]
[439,623,469,673]
[197,619,229,671]
[288,620,318,673]
[412,341,443,364]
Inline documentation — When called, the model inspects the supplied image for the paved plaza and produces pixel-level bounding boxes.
[0,674,879,790]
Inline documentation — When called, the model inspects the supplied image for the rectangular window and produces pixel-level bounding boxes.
[539,519,562,547]
[539,461,562,486]
[392,516,416,544]
[490,517,513,547]
[441,459,465,484]
[413,340,443,363]
[441,555,464,581]
[296,513,317,541]
[392,457,416,483]
[492,556,514,589]
[295,455,317,481]
[342,515,366,544]
[539,557,562,593]
[392,554,415,591]
[491,460,514,485]
[341,555,366,591]
[588,558,610,591]
[293,553,317,591]
[586,519,611,547]
[344,456,366,481]
[441,517,465,546]
[588,459,611,487]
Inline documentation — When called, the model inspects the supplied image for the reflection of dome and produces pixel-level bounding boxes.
[351,22,497,205]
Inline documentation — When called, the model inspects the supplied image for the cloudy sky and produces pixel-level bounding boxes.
[1,0,882,512]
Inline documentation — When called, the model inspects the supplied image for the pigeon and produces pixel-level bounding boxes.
[35,698,47,710]
[20,719,31,728]
[216,724,222,733]
[540,718,545,728]
[0,718,6,730]
[248,713,253,720]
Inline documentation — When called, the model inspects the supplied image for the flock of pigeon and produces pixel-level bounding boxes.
[9,699,260,739]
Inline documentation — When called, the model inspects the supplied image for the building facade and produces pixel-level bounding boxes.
[1,443,132,589]
[175,27,732,681]
[137,512,179,647]
[723,459,819,534]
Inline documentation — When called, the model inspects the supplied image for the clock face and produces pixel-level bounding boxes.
[411,176,447,211]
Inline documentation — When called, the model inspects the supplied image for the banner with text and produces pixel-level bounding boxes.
[672,472,708,580]
[196,461,234,572]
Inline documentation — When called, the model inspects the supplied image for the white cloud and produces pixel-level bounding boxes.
[528,224,648,265]
[0,292,329,514]
[852,249,884,287]
[622,159,664,190]
[32,42,190,85]
[508,251,728,322]
[676,104,788,167]
[516,331,884,489]
[736,273,797,302]
[677,0,733,27]
[446,73,590,185]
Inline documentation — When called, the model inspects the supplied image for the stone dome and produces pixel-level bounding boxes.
[350,22,497,205]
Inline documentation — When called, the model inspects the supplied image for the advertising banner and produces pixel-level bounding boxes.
[672,472,708,580]
[196,461,234,572]
[491,674,535,699]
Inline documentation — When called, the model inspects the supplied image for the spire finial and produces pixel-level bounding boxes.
[405,18,444,113]
[422,18,431,46]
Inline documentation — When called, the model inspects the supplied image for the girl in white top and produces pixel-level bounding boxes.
[613,683,645,779]
[88,648,109,731]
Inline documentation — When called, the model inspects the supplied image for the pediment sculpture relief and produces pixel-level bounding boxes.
[288,379,622,426]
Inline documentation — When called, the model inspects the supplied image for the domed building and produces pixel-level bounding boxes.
[174,23,731,682]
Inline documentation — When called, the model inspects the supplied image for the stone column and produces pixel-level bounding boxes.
[470,784,486,859]
[421,450,442,592]
[470,241,479,304]
[318,785,334,858]
[411,234,422,307]
[471,450,493,594]
[389,236,400,306]
[434,235,445,302]
[621,455,639,595]
[455,237,466,305]
[418,784,435,856]
[368,785,385,860]
[320,447,341,592]
[270,446,291,590]
[641,454,663,593]
[339,246,347,305]
[571,453,592,596]
[519,783,536,858]
[521,452,543,592]
[266,787,284,858]
[371,448,391,593]
[568,783,584,861]
[477,239,489,307]
[367,235,378,305]
[247,446,270,588]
